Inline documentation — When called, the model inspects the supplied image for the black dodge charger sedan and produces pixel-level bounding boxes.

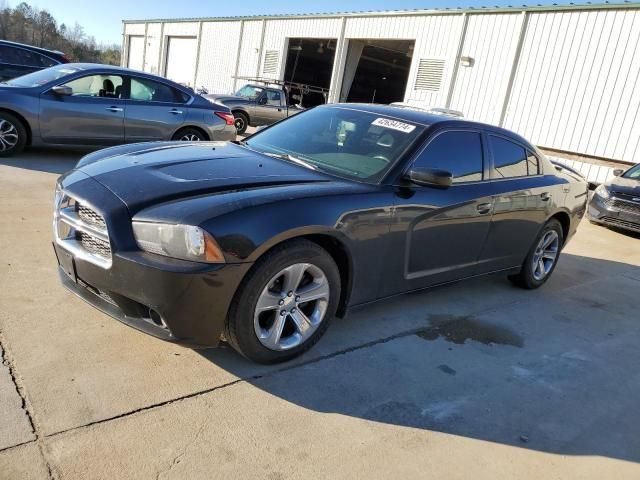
[53,104,588,363]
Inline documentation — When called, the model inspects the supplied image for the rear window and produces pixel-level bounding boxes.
[490,135,529,179]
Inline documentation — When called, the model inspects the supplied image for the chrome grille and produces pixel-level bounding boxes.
[79,232,112,258]
[77,204,107,229]
[604,198,640,216]
[53,188,112,268]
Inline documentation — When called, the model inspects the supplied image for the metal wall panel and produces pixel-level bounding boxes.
[124,23,145,35]
[143,23,162,74]
[236,20,264,87]
[449,13,523,125]
[196,22,243,93]
[504,9,640,162]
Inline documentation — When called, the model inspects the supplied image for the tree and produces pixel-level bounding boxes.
[0,3,120,65]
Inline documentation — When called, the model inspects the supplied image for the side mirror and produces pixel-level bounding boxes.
[613,168,625,177]
[257,96,267,105]
[405,167,453,188]
[51,85,72,96]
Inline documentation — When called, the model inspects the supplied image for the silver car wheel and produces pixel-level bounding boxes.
[0,119,19,151]
[253,263,330,351]
[180,134,201,141]
[531,230,559,281]
[234,116,246,132]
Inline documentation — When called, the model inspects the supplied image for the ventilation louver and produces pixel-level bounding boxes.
[415,58,446,92]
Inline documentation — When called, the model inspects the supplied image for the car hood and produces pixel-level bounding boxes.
[204,94,251,105]
[73,142,333,214]
[607,175,640,197]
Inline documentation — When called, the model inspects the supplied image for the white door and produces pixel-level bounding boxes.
[127,36,145,71]
[165,37,197,87]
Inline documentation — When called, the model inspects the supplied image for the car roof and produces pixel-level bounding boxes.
[324,103,535,149]
[0,39,66,57]
[56,63,194,92]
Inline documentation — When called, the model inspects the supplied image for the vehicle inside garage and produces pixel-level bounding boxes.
[340,39,414,104]
[283,38,336,107]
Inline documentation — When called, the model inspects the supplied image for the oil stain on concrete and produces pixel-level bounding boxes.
[417,314,524,348]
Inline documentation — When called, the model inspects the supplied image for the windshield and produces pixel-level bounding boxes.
[245,106,426,183]
[622,164,640,180]
[235,85,264,99]
[6,64,85,87]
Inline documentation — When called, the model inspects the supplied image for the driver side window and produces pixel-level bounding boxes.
[413,131,484,184]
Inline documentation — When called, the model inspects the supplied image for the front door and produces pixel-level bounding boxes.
[382,129,493,297]
[39,73,125,145]
[253,90,286,125]
[124,76,188,141]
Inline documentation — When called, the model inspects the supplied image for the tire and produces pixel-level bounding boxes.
[0,112,27,157]
[233,112,249,135]
[172,127,207,142]
[508,219,564,289]
[226,239,340,364]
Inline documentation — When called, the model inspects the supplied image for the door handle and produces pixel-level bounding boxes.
[540,192,551,201]
[477,203,493,214]
[106,106,123,112]
[169,109,183,115]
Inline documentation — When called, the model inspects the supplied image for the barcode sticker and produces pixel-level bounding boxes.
[372,118,416,133]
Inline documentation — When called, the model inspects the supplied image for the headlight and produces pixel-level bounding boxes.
[132,222,225,263]
[594,184,611,199]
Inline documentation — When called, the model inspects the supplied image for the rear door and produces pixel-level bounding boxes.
[382,128,494,297]
[124,76,189,142]
[475,134,551,273]
[39,73,125,144]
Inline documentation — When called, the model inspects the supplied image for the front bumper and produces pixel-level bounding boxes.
[53,242,252,348]
[588,194,640,233]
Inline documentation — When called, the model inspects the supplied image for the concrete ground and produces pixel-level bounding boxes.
[1,148,639,480]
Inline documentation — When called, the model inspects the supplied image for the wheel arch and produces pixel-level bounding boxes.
[171,125,210,141]
[0,108,32,145]
[548,210,571,245]
[242,227,355,318]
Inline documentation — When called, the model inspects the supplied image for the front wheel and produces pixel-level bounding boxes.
[226,239,340,364]
[509,219,564,289]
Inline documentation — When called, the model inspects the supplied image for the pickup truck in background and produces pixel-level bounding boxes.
[204,77,328,134]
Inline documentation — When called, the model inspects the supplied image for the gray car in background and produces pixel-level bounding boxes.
[0,63,237,157]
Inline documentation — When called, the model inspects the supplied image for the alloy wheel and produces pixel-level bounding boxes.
[253,263,330,351]
[234,117,245,132]
[531,230,559,281]
[180,134,201,141]
[0,119,19,152]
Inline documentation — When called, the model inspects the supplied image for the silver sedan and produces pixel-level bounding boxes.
[0,63,237,157]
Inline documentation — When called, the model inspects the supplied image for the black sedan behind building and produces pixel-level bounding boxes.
[53,104,588,363]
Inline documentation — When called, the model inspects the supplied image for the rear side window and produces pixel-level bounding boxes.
[0,45,56,67]
[490,135,533,178]
[0,45,22,64]
[130,77,188,103]
[413,131,484,184]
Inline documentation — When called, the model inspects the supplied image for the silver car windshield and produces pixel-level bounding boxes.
[235,85,264,99]
[6,64,85,87]
[245,106,426,183]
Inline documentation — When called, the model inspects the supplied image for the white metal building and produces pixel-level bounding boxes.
[122,3,640,164]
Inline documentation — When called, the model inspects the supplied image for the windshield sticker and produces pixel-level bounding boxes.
[372,118,416,133]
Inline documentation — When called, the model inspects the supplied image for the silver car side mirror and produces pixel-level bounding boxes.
[51,85,73,96]
[613,168,624,177]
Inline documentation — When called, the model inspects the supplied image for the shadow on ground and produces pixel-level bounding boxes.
[0,148,89,175]
[198,253,640,464]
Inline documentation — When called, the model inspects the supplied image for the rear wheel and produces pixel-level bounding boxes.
[172,127,207,142]
[0,112,27,157]
[509,219,564,289]
[226,239,340,364]
[233,112,249,135]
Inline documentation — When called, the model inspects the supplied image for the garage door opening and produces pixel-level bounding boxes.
[340,39,415,104]
[165,36,197,87]
[283,38,336,107]
[127,36,145,71]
